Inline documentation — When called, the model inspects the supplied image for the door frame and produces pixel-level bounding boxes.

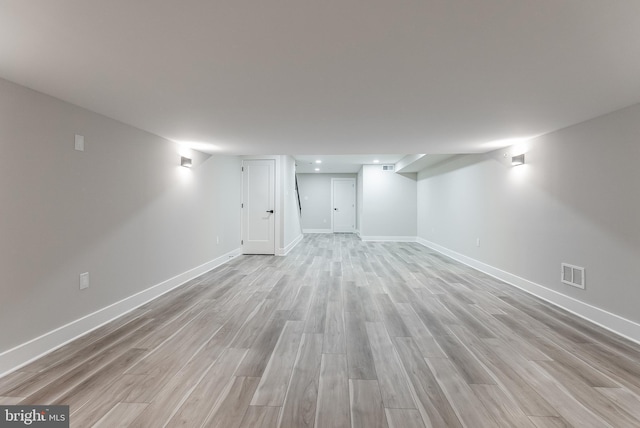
[331,177,356,233]
[241,158,278,255]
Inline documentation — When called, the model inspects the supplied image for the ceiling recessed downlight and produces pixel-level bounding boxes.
[315,168,320,172]
[315,160,322,164]
[373,159,380,163]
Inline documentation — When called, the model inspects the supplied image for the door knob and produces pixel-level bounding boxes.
[266,210,274,213]
[334,208,338,211]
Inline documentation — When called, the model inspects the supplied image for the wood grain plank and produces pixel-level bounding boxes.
[375,293,411,337]
[239,406,280,428]
[426,357,498,428]
[392,337,462,428]
[323,300,346,353]
[365,322,416,409]
[252,321,305,406]
[0,396,24,405]
[385,408,426,428]
[235,311,289,377]
[395,302,447,359]
[279,333,323,428]
[304,279,329,333]
[168,348,248,427]
[596,387,640,422]
[345,310,377,380]
[488,339,615,428]
[92,403,148,428]
[203,376,260,428]
[289,286,313,320]
[529,416,571,428]
[349,379,387,428]
[315,354,349,428]
[69,374,147,427]
[433,333,495,385]
[470,384,537,428]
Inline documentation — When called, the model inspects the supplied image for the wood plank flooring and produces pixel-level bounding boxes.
[2,234,640,427]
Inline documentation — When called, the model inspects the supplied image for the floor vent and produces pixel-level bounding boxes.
[382,165,394,171]
[561,263,585,289]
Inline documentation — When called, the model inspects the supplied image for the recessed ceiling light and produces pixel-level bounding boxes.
[315,160,322,164]
[315,168,320,172]
[373,159,380,163]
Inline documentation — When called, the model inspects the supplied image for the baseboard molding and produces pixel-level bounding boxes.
[416,237,640,345]
[302,229,333,234]
[360,235,417,242]
[277,233,304,256]
[0,247,242,378]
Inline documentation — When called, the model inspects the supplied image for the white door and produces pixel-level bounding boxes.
[332,178,356,233]
[242,159,276,254]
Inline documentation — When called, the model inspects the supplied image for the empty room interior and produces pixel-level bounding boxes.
[2,1,640,427]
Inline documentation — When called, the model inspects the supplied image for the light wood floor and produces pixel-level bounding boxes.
[2,234,640,427]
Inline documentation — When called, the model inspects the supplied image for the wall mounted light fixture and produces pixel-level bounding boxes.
[181,156,193,168]
[511,154,525,166]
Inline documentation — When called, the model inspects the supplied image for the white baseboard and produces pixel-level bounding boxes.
[0,247,242,378]
[360,236,417,242]
[276,233,304,256]
[416,237,640,345]
[302,229,333,234]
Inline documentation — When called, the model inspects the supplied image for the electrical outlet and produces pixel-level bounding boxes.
[79,272,90,290]
[216,236,220,244]
[476,238,480,247]
[74,134,85,151]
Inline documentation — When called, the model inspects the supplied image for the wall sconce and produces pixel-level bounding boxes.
[511,154,525,166]
[181,156,193,168]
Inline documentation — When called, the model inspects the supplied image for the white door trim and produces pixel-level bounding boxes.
[242,159,276,254]
[331,177,356,233]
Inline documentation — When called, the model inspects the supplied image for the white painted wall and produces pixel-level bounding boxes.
[357,168,363,235]
[360,165,417,240]
[282,155,303,252]
[0,78,242,370]
[297,173,358,232]
[416,102,640,338]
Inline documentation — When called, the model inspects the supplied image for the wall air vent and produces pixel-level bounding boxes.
[382,165,395,171]
[561,263,585,289]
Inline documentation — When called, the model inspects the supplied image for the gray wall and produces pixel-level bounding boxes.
[297,173,357,231]
[283,155,303,248]
[357,168,364,234]
[0,77,242,353]
[361,165,417,238]
[416,102,640,326]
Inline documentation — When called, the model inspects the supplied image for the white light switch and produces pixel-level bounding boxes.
[80,272,90,290]
[75,134,85,151]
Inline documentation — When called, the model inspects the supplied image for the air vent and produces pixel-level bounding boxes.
[382,165,394,171]
[561,263,585,289]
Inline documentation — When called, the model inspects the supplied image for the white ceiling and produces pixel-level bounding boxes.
[2,0,640,159]
[295,154,404,173]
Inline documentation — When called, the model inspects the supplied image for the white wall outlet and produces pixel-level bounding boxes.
[74,134,85,151]
[216,236,220,244]
[476,238,480,247]
[323,218,327,223]
[79,272,90,290]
